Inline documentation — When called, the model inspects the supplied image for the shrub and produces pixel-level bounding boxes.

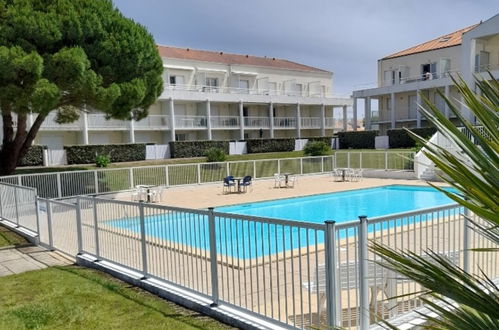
[170,140,229,158]
[246,138,295,153]
[205,147,227,162]
[337,130,378,149]
[307,136,333,146]
[387,127,437,148]
[303,141,330,156]
[95,154,111,167]
[18,145,45,167]
[64,144,146,164]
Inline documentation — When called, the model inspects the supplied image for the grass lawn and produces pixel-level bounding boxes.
[0,266,232,330]
[0,225,28,248]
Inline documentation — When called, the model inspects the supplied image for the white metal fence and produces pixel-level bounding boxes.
[0,181,497,329]
[2,152,415,199]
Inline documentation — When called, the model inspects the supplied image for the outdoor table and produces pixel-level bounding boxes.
[233,178,243,193]
[336,168,349,182]
[282,173,292,187]
[136,184,156,202]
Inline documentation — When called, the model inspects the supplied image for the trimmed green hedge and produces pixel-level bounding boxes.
[18,145,45,166]
[307,136,334,145]
[337,131,378,149]
[246,138,295,153]
[170,140,229,158]
[64,144,146,164]
[388,127,437,148]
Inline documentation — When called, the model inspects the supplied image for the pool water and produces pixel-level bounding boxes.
[111,185,457,258]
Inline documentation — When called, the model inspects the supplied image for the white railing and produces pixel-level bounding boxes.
[301,117,321,128]
[87,114,127,129]
[41,113,83,130]
[210,116,240,128]
[174,115,207,128]
[2,152,415,199]
[1,180,496,329]
[325,117,340,128]
[134,115,169,129]
[355,70,461,90]
[274,117,296,128]
[243,116,270,128]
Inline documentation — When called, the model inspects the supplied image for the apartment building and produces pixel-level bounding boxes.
[15,46,352,149]
[353,14,499,134]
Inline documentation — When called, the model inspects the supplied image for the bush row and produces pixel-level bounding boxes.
[306,136,334,146]
[387,127,437,148]
[337,130,378,149]
[64,144,146,164]
[246,138,295,153]
[18,145,45,167]
[169,140,229,158]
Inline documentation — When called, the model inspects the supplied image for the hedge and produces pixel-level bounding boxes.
[307,136,334,146]
[337,130,378,149]
[18,145,45,167]
[170,140,229,158]
[246,138,295,153]
[64,144,146,164]
[388,127,437,148]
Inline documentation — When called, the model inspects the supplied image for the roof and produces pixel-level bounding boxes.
[157,45,331,74]
[382,24,479,60]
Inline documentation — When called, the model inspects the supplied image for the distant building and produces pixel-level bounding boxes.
[353,14,499,134]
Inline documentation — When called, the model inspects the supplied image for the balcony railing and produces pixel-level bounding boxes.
[243,116,270,128]
[175,115,207,128]
[355,70,460,90]
[134,115,169,129]
[300,117,321,129]
[274,117,296,128]
[325,117,340,128]
[40,113,82,130]
[87,114,127,129]
[210,116,239,128]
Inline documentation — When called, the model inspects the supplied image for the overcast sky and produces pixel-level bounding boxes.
[113,0,497,97]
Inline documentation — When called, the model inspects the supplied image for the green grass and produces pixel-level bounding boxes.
[0,225,28,247]
[0,266,232,330]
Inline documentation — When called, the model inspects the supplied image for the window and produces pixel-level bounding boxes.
[243,107,249,117]
[239,79,250,93]
[408,95,417,119]
[169,75,184,88]
[383,70,394,86]
[295,83,303,96]
[439,58,451,77]
[175,133,187,141]
[475,51,490,72]
[421,63,437,80]
[205,77,219,92]
[268,82,277,95]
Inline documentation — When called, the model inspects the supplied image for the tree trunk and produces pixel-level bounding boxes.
[0,112,47,176]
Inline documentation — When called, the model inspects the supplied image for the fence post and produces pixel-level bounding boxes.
[0,185,3,220]
[325,220,339,328]
[94,170,99,194]
[347,152,351,168]
[75,198,83,254]
[14,187,19,225]
[300,158,303,174]
[46,200,54,250]
[385,152,388,170]
[321,157,324,173]
[34,197,41,241]
[129,168,134,189]
[277,159,281,174]
[198,163,202,184]
[139,202,148,278]
[463,207,471,273]
[360,152,363,169]
[164,166,169,187]
[56,172,62,198]
[253,160,257,179]
[208,207,219,306]
[358,215,369,329]
[92,197,101,260]
[334,153,337,169]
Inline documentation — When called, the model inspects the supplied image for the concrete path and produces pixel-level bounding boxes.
[0,246,72,277]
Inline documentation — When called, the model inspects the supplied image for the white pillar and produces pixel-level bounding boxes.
[342,105,348,131]
[129,112,135,143]
[416,90,421,128]
[320,104,326,136]
[82,110,89,145]
[169,98,176,141]
[206,100,212,140]
[444,85,450,118]
[390,92,396,129]
[269,102,274,138]
[364,97,371,130]
[239,101,244,140]
[352,98,358,131]
[461,38,476,121]
[296,103,301,138]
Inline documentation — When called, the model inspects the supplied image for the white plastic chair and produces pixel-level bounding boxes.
[274,173,284,188]
[286,175,297,188]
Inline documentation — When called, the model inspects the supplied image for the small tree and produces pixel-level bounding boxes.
[205,147,227,162]
[0,0,163,174]
[303,141,330,156]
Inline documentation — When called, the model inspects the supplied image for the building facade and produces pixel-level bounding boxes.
[353,14,499,134]
[8,46,352,149]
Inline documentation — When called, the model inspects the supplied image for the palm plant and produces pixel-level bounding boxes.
[371,74,499,329]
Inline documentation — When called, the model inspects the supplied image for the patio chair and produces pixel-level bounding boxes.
[274,173,284,188]
[352,169,363,182]
[223,177,236,194]
[131,187,145,201]
[331,169,342,181]
[241,175,253,192]
[286,175,297,188]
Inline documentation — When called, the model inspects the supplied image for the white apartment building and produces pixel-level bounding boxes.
[17,46,352,149]
[353,14,499,134]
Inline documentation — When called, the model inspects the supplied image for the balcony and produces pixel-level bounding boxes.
[325,117,340,129]
[87,114,128,130]
[243,117,270,128]
[210,116,239,129]
[274,117,296,128]
[134,115,169,129]
[175,115,207,129]
[40,113,83,130]
[300,117,321,129]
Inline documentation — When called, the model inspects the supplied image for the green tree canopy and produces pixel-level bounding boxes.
[0,0,163,174]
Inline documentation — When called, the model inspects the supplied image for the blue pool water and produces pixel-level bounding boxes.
[111,185,457,258]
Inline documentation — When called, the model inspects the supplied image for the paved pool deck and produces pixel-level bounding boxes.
[0,246,73,277]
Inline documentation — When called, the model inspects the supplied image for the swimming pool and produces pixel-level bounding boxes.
[111,185,457,258]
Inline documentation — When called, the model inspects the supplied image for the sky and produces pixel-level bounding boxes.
[113,0,497,97]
